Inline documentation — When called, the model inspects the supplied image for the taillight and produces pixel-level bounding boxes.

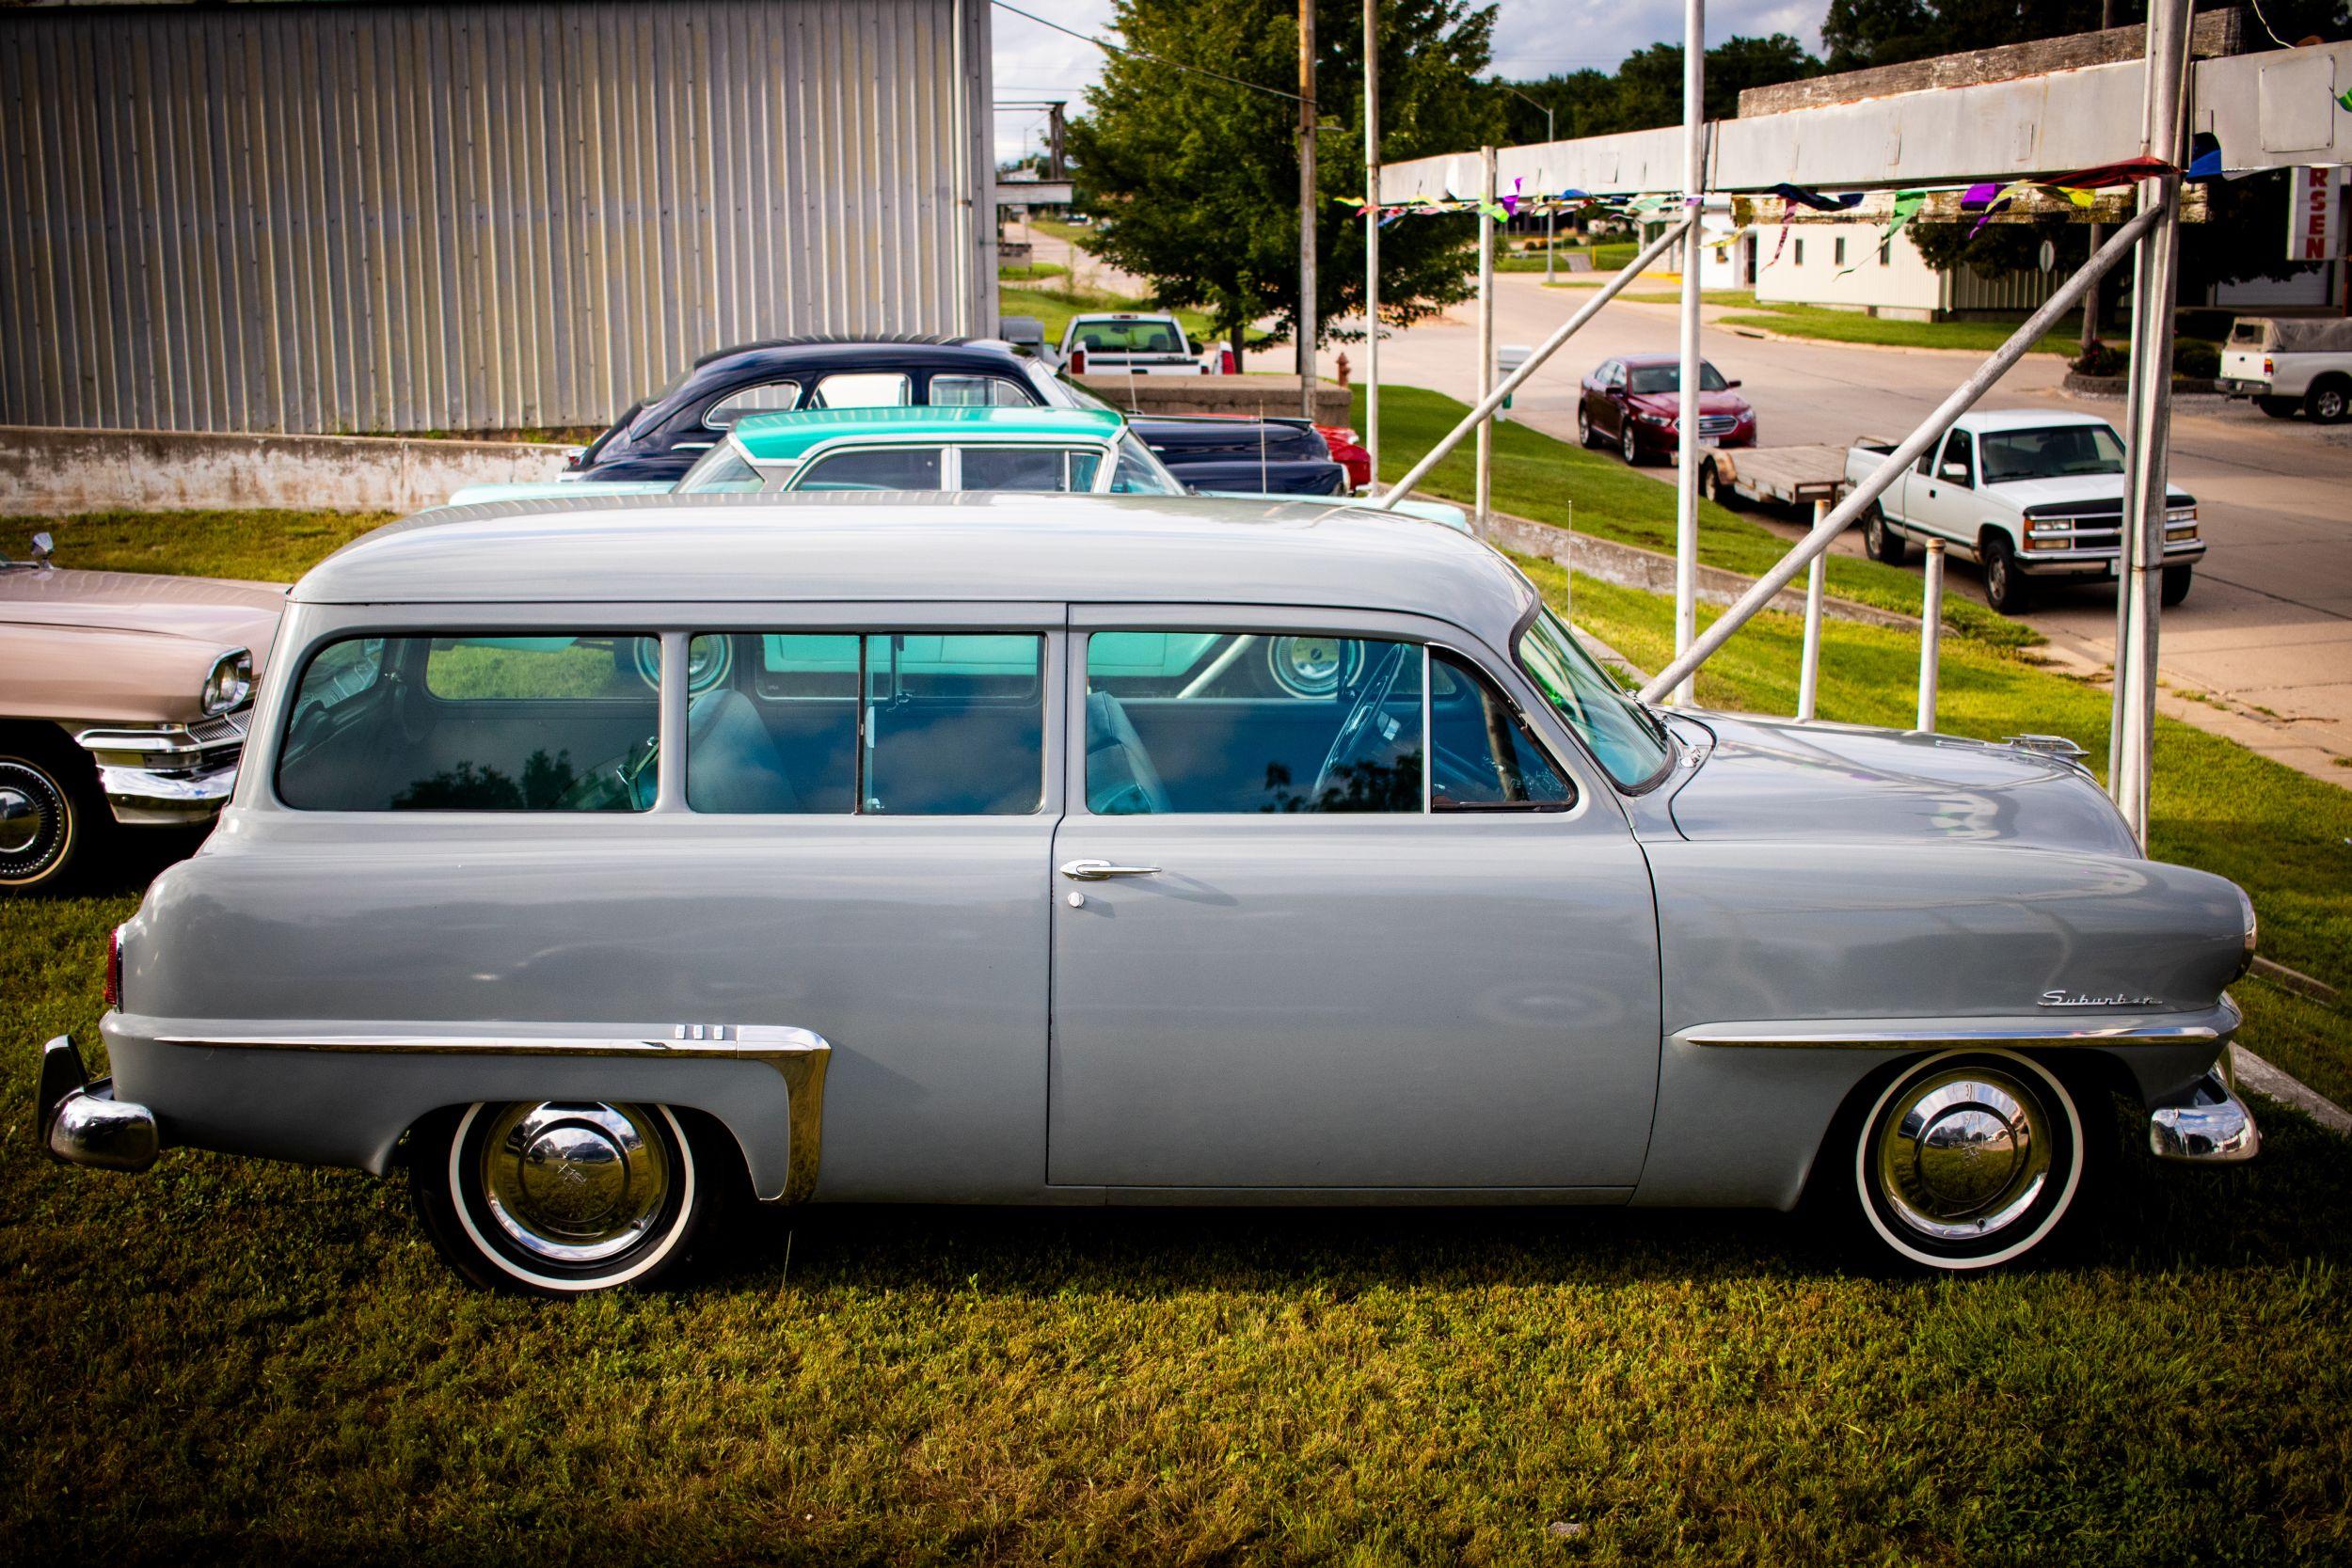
[105,926,123,1009]
[2264,356,2273,377]
[1217,348,1237,375]
[1069,347,1088,374]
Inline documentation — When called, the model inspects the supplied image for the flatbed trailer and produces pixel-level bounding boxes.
[1698,444,1851,512]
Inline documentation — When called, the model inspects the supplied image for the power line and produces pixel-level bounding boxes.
[991,0,1313,104]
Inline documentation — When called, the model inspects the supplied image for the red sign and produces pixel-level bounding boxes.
[2289,166,2344,261]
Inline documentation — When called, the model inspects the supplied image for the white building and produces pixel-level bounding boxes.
[1754,224,2070,320]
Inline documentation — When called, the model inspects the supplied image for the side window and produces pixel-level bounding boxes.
[685,632,1043,815]
[1939,429,1974,486]
[929,374,1037,407]
[703,380,800,429]
[278,634,660,812]
[809,372,912,409]
[958,446,1101,492]
[795,447,944,492]
[1429,650,1572,812]
[1084,631,1422,815]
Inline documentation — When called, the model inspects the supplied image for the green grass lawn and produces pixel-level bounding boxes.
[997,261,1069,282]
[1717,302,2080,356]
[3,509,391,582]
[1499,241,1635,274]
[5,498,2349,1560]
[1356,384,2032,650]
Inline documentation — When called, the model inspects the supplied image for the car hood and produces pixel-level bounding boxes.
[1988,473,2194,509]
[1628,388,1750,420]
[1667,711,2138,855]
[0,566,286,648]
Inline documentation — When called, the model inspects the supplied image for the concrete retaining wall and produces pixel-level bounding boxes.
[1073,375,1352,426]
[1480,510,1919,631]
[0,427,566,515]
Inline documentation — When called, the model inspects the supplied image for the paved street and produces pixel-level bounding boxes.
[1324,276,2352,782]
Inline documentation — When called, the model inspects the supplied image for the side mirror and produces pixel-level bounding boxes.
[1939,462,1969,484]
[1605,386,1625,399]
[1724,378,1742,388]
[30,531,54,565]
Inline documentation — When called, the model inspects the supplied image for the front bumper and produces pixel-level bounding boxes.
[73,711,247,827]
[2019,539,2206,577]
[36,1035,160,1173]
[2148,1063,2260,1164]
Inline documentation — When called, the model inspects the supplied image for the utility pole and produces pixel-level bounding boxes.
[2081,0,2115,355]
[1475,144,1496,531]
[1298,0,1318,419]
[1502,85,1556,285]
[1363,0,1380,494]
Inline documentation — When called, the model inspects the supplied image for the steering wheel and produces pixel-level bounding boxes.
[1309,641,1412,805]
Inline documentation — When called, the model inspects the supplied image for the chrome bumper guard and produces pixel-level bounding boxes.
[36,1035,159,1173]
[2148,1066,2260,1164]
[75,711,247,827]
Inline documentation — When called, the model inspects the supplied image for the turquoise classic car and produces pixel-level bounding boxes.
[442,406,1472,532]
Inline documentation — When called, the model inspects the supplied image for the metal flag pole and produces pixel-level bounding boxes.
[1474,143,1497,531]
[2109,0,2194,847]
[1669,0,1706,705]
[1363,0,1380,496]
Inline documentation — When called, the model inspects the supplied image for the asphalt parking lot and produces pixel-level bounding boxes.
[1334,276,2352,780]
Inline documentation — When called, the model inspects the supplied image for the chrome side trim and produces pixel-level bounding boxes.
[148,1023,834,1204]
[1681,1005,2235,1051]
[2149,1069,2260,1164]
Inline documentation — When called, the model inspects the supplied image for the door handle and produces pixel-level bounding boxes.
[1059,859,1162,880]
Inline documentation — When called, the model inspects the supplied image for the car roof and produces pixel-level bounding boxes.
[730,405,1125,461]
[291,494,1537,636]
[691,333,978,369]
[1960,409,2113,434]
[1616,352,1714,368]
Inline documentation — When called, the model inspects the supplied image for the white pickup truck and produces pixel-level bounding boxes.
[1057,311,1220,376]
[2219,316,2352,423]
[1848,410,2201,613]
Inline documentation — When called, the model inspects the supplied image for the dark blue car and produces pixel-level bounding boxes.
[568,335,1347,495]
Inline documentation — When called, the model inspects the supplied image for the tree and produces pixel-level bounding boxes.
[1490,35,1819,143]
[1064,0,1504,360]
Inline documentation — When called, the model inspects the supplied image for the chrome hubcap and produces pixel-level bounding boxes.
[1267,635,1357,697]
[0,762,66,881]
[477,1102,672,1263]
[1875,1069,2054,1242]
[0,784,40,855]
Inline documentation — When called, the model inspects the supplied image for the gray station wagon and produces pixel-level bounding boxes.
[38,493,2260,1292]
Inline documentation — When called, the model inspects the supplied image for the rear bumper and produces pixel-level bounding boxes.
[36,1035,160,1173]
[73,714,247,827]
[2147,1062,2260,1164]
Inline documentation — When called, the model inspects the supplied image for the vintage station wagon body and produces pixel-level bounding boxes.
[42,495,2260,1291]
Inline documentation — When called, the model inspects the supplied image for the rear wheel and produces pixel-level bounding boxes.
[2256,395,2299,420]
[1834,1050,2092,1273]
[1863,504,1906,564]
[412,1101,731,1295]
[2162,564,2193,607]
[0,729,106,895]
[1981,532,2031,614]
[2306,376,2349,425]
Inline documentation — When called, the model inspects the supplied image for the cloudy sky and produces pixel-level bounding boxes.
[992,0,1829,163]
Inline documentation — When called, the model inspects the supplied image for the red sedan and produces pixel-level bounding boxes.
[1577,353,1756,466]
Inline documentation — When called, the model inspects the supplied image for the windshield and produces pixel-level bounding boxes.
[675,443,767,495]
[1029,360,1119,413]
[1979,425,2125,483]
[1626,361,1728,396]
[1516,605,1671,789]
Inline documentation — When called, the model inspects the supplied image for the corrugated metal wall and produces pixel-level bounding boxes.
[0,0,993,434]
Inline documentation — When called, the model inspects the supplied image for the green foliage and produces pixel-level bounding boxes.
[1064,0,1502,354]
[1490,36,1819,143]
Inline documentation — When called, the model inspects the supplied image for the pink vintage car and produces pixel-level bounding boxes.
[0,533,284,892]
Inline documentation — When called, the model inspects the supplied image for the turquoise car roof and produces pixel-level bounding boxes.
[730,405,1127,462]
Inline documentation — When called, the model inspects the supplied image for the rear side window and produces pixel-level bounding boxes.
[959,446,1103,492]
[930,374,1036,407]
[279,635,660,812]
[686,632,1044,815]
[796,448,944,491]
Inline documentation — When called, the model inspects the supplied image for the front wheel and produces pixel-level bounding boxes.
[1576,404,1597,448]
[0,730,107,895]
[1620,422,1644,466]
[412,1101,728,1295]
[1836,1050,2093,1273]
[1981,532,2031,614]
[2162,564,2193,607]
